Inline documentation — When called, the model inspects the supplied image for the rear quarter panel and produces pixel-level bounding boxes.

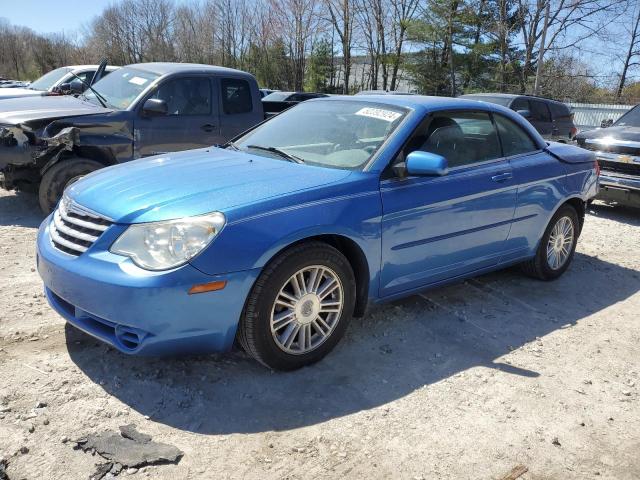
[502,151,575,263]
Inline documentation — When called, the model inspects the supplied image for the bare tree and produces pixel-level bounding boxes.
[324,0,357,93]
[615,4,640,98]
[388,0,419,91]
[517,0,627,92]
[270,0,322,90]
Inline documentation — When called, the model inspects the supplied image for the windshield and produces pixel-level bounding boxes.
[234,100,407,170]
[83,67,159,109]
[262,92,292,101]
[614,105,640,127]
[29,67,71,91]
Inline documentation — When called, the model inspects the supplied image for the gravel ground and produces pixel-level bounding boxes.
[0,188,639,480]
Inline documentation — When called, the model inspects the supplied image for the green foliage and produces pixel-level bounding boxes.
[244,40,291,90]
[305,40,334,93]
[406,0,526,96]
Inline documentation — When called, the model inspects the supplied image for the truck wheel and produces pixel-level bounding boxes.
[238,242,356,371]
[38,158,103,213]
[521,204,579,281]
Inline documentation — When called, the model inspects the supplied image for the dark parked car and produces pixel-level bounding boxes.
[461,93,577,143]
[262,91,329,117]
[0,63,264,212]
[576,105,640,208]
[259,88,278,98]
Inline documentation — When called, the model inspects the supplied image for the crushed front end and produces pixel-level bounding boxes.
[0,122,78,190]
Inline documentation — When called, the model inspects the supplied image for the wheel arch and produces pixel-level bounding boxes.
[563,196,586,234]
[40,149,114,178]
[530,195,586,254]
[261,234,371,318]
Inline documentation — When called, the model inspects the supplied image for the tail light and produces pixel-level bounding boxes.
[594,159,600,176]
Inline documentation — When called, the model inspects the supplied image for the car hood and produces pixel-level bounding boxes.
[66,148,353,224]
[0,87,45,100]
[577,125,640,143]
[0,95,112,126]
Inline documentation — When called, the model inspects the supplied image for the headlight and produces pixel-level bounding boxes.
[110,213,226,270]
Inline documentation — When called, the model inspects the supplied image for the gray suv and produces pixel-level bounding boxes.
[461,93,577,143]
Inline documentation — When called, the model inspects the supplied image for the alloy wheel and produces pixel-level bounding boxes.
[270,265,344,355]
[546,216,574,270]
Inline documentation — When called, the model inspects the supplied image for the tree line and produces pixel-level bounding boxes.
[2,0,640,103]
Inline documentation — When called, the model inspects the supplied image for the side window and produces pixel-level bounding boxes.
[407,111,502,168]
[151,77,211,116]
[494,114,538,157]
[530,100,551,122]
[221,78,253,114]
[75,71,95,84]
[549,102,571,120]
[511,98,530,113]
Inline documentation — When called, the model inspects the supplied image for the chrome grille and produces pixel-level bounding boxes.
[50,198,112,256]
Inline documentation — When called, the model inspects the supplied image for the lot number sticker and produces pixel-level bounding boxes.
[355,107,402,122]
[128,77,148,86]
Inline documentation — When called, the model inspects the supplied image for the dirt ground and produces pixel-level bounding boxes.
[0,188,639,480]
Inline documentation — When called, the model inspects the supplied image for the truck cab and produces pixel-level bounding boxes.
[0,63,264,212]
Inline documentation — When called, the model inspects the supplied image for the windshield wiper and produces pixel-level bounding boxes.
[245,145,304,164]
[67,71,110,108]
[222,141,239,150]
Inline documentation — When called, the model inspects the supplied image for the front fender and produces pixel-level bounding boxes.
[189,176,383,298]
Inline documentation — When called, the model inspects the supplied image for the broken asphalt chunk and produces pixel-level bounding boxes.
[74,424,183,470]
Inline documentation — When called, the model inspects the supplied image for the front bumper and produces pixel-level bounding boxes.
[36,217,260,356]
[597,171,640,208]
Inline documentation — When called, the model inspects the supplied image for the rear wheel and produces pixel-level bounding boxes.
[38,158,103,214]
[238,242,356,371]
[521,204,579,280]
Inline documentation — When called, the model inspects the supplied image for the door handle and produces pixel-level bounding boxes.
[491,172,512,182]
[201,124,216,132]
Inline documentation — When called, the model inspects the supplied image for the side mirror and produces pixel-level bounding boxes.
[142,98,168,117]
[516,109,531,119]
[600,119,613,128]
[69,79,85,94]
[405,151,448,176]
[57,83,71,93]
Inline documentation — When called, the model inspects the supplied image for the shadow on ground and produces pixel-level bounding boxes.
[66,251,639,435]
[0,190,44,228]
[588,201,640,226]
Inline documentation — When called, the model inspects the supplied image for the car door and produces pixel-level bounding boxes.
[548,102,574,140]
[218,77,260,140]
[134,76,222,157]
[529,99,553,138]
[379,110,518,297]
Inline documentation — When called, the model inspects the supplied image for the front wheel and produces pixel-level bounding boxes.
[238,242,356,371]
[38,158,103,213]
[521,204,579,280]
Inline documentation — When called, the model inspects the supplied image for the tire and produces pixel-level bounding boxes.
[521,204,579,281]
[238,241,356,371]
[38,158,103,214]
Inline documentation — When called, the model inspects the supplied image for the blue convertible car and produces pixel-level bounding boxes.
[36,96,598,370]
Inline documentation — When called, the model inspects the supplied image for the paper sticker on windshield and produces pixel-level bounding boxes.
[355,107,402,122]
[128,77,148,86]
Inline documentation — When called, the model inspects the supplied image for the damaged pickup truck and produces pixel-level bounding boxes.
[0,63,264,212]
